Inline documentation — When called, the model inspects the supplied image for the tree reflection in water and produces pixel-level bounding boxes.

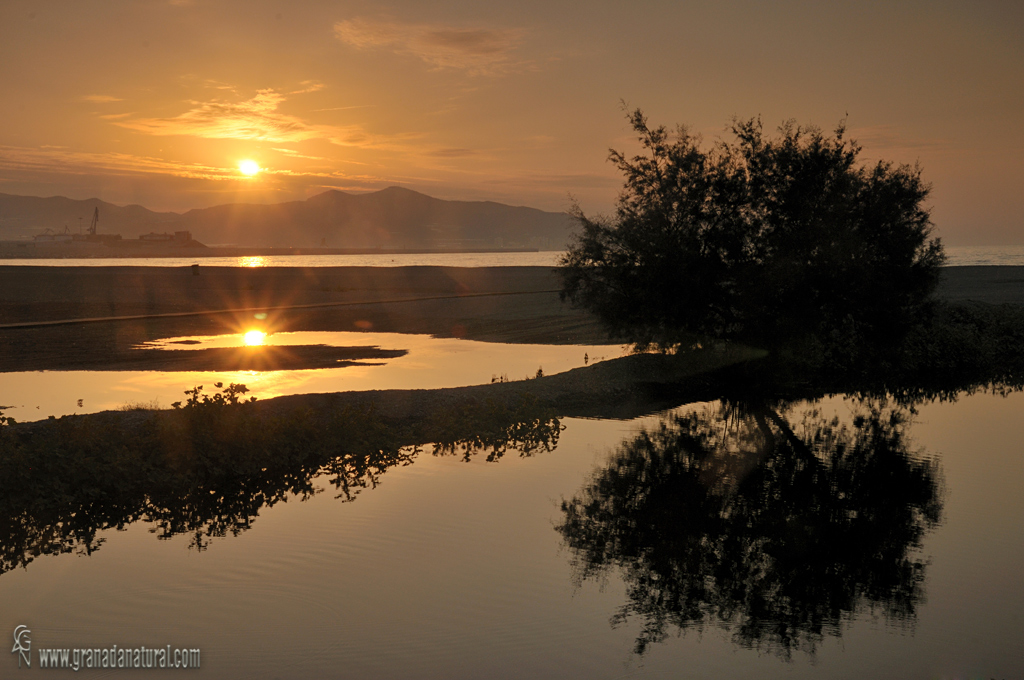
[556,398,943,657]
[0,389,562,574]
[0,369,959,659]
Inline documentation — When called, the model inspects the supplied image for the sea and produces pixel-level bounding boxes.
[0,245,1018,268]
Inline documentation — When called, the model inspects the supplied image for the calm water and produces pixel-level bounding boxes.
[2,316,1024,677]
[0,245,1019,267]
[2,387,1022,678]
[0,331,623,419]
[0,251,563,268]
[943,245,1024,266]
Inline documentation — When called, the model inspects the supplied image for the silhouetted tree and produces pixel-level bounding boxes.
[560,110,945,351]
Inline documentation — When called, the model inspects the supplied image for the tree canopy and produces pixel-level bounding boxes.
[560,110,945,351]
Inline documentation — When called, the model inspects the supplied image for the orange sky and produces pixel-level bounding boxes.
[1,0,1021,244]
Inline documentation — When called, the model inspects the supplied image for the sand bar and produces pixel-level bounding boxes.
[0,265,1018,373]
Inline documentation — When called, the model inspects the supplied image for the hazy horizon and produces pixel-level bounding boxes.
[2,1,1022,245]
[0,184,567,216]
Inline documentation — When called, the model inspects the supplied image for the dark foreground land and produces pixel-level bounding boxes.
[0,264,1020,373]
[0,265,607,372]
[933,265,1024,304]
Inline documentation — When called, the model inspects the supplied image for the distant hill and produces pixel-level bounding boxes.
[0,187,573,250]
[0,194,180,241]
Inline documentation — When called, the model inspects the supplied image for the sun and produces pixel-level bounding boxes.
[238,159,261,176]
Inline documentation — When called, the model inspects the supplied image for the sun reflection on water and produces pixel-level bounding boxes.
[8,332,627,419]
[244,330,267,346]
[239,256,266,268]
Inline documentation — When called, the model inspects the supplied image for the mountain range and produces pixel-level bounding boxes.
[0,187,574,250]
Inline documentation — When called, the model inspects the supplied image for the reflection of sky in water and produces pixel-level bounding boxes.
[0,331,624,419]
[0,247,1012,269]
[0,251,564,268]
[242,330,266,346]
[1,394,1021,678]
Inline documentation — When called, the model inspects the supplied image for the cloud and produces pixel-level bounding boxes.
[111,89,386,148]
[333,18,527,75]
[0,144,385,186]
[81,95,123,103]
[481,172,621,189]
[290,80,325,95]
[313,105,376,112]
[0,145,236,182]
[272,148,328,161]
[426,148,477,158]
[848,125,951,155]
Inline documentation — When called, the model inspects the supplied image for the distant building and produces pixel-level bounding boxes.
[33,232,73,242]
[139,231,192,242]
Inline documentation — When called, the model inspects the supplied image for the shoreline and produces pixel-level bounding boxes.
[6,348,764,429]
[0,265,1022,374]
[0,244,543,259]
[0,266,609,373]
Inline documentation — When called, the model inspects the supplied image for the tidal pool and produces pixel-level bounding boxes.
[0,331,624,419]
[1,389,1022,678]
